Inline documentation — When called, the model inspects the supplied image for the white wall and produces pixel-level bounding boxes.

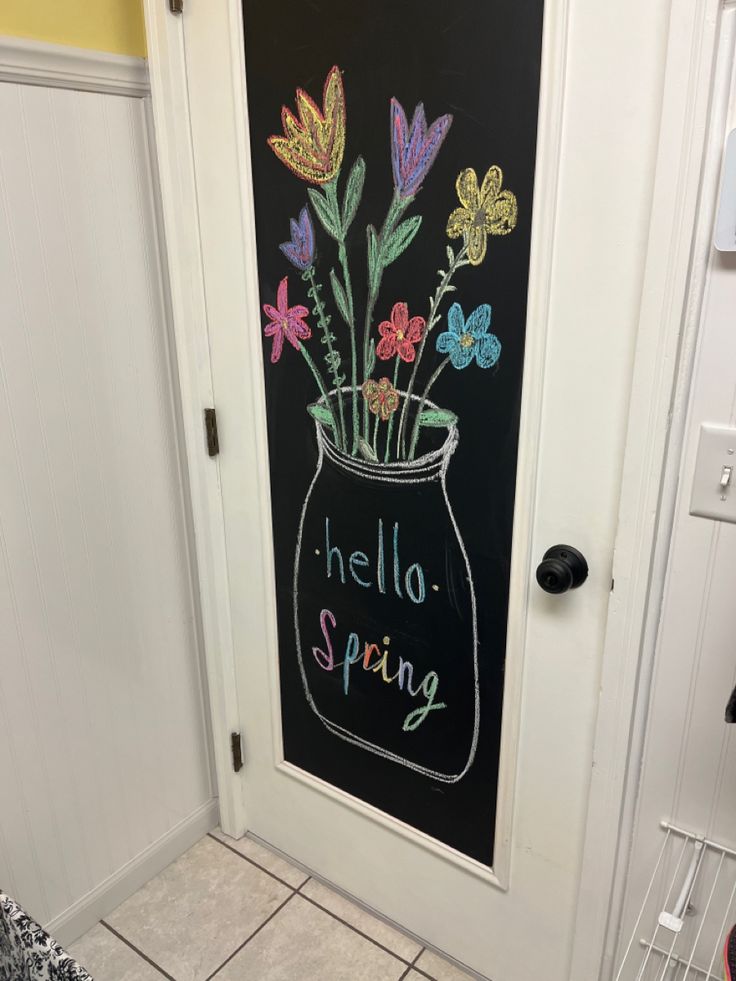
[0,75,215,943]
[612,14,736,977]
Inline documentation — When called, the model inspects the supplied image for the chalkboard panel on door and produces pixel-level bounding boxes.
[244,0,544,866]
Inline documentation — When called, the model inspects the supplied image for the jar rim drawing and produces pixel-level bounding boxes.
[317,388,458,482]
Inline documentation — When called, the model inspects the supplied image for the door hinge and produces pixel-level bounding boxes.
[168,0,183,14]
[231,731,244,772]
[204,408,219,457]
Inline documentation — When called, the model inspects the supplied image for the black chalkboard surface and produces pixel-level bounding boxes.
[243,0,544,866]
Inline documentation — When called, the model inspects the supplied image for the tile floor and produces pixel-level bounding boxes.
[68,830,478,981]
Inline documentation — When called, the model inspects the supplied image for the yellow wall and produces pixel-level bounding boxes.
[0,0,146,58]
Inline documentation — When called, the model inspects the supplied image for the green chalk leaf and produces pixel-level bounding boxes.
[307,401,336,429]
[308,188,340,239]
[384,215,422,266]
[417,407,458,429]
[329,268,351,326]
[358,437,378,462]
[366,338,376,376]
[342,156,366,231]
[366,224,379,289]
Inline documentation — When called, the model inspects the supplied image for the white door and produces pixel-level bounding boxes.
[145,0,675,977]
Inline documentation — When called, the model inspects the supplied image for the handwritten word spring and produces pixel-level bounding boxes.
[312,609,446,731]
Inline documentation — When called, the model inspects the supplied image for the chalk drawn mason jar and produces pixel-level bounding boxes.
[293,396,479,783]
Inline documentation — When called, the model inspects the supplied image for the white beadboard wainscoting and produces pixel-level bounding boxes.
[0,44,217,946]
[610,16,736,976]
[613,250,736,975]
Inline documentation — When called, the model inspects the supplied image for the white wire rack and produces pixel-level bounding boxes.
[614,821,736,981]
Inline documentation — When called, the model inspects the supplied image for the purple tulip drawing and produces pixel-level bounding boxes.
[390,98,453,199]
[279,206,316,271]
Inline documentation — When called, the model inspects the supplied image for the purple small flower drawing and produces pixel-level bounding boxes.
[279,206,315,271]
[390,98,453,199]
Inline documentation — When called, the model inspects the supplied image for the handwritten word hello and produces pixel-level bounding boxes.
[324,517,426,603]
[312,609,446,731]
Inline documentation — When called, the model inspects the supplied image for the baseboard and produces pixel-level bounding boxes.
[48,798,219,948]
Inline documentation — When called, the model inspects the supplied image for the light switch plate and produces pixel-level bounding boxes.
[690,424,736,523]
[715,129,736,251]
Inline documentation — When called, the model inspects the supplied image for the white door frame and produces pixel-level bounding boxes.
[142,0,724,975]
[141,3,246,834]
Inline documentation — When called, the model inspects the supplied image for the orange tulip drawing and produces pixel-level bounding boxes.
[267,65,346,184]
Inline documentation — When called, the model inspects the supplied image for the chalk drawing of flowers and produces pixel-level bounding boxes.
[267,65,345,185]
[362,377,400,421]
[279,206,315,271]
[261,64,519,465]
[436,303,501,370]
[376,302,426,364]
[390,98,453,199]
[446,165,518,266]
[262,277,311,363]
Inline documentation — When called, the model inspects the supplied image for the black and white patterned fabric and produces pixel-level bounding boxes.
[726,684,736,723]
[0,893,92,981]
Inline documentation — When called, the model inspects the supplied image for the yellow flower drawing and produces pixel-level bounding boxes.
[267,65,346,185]
[446,166,518,266]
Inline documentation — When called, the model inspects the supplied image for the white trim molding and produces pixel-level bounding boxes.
[0,36,149,95]
[142,1,248,836]
[48,799,219,948]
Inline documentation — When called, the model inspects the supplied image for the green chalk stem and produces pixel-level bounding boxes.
[397,242,469,459]
[323,177,360,456]
[305,266,346,450]
[384,356,401,463]
[300,344,334,431]
[362,190,414,440]
[408,356,451,460]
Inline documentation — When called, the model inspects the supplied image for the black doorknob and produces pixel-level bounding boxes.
[536,545,588,594]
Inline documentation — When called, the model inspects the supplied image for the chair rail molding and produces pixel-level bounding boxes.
[0,35,149,95]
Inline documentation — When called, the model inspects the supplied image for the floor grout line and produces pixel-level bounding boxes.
[413,949,486,981]
[208,833,439,975]
[204,892,296,981]
[207,832,304,891]
[101,921,175,981]
[96,834,477,980]
[398,944,426,979]
[296,890,415,966]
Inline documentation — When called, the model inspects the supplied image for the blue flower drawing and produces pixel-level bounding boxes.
[436,302,501,370]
